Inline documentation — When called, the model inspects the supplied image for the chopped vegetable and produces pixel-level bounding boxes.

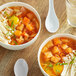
[48,63,53,67]
[14,30,22,37]
[74,52,76,55]
[14,41,18,45]
[61,44,68,49]
[16,24,24,31]
[4,11,10,18]
[65,47,72,53]
[6,32,12,36]
[53,38,62,45]
[6,25,13,31]
[11,21,14,27]
[44,52,53,58]
[26,23,34,31]
[4,11,7,15]
[16,36,24,44]
[70,59,74,64]
[52,46,60,54]
[45,40,53,48]
[70,55,76,64]
[56,62,68,65]
[51,56,61,63]
[24,33,29,40]
[23,17,30,25]
[13,35,16,38]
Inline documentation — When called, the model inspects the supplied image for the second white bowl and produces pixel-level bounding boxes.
[38,34,76,76]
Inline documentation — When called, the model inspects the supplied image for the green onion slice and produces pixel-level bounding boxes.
[14,41,18,45]
[11,21,14,28]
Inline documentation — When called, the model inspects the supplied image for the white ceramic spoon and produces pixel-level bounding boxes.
[14,59,28,76]
[45,0,59,33]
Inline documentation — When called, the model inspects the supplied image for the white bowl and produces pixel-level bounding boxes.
[38,34,76,76]
[0,2,41,50]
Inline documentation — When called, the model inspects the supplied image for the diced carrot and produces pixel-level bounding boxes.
[27,13,34,20]
[16,24,24,31]
[26,23,34,31]
[61,44,68,50]
[53,38,62,45]
[23,17,30,25]
[16,36,24,44]
[65,47,72,53]
[14,30,22,37]
[46,40,54,48]
[52,46,60,54]
[44,51,53,58]
[51,56,61,63]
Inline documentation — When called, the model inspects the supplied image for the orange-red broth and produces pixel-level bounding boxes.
[40,37,76,76]
[1,6,39,45]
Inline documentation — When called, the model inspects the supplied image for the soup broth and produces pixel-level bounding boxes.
[40,37,76,76]
[0,6,39,45]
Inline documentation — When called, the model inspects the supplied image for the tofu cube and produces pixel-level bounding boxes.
[52,46,60,54]
[16,36,24,44]
[44,51,53,58]
[26,23,34,31]
[51,56,61,63]
[65,47,72,54]
[46,40,54,48]
[16,24,24,31]
[61,44,68,49]
[24,33,29,40]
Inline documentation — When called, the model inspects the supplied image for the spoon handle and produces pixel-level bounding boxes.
[49,0,54,10]
[49,0,55,15]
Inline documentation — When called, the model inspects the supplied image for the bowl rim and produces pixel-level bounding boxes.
[0,2,41,47]
[38,34,76,76]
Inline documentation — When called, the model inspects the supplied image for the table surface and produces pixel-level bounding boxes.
[0,0,76,76]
